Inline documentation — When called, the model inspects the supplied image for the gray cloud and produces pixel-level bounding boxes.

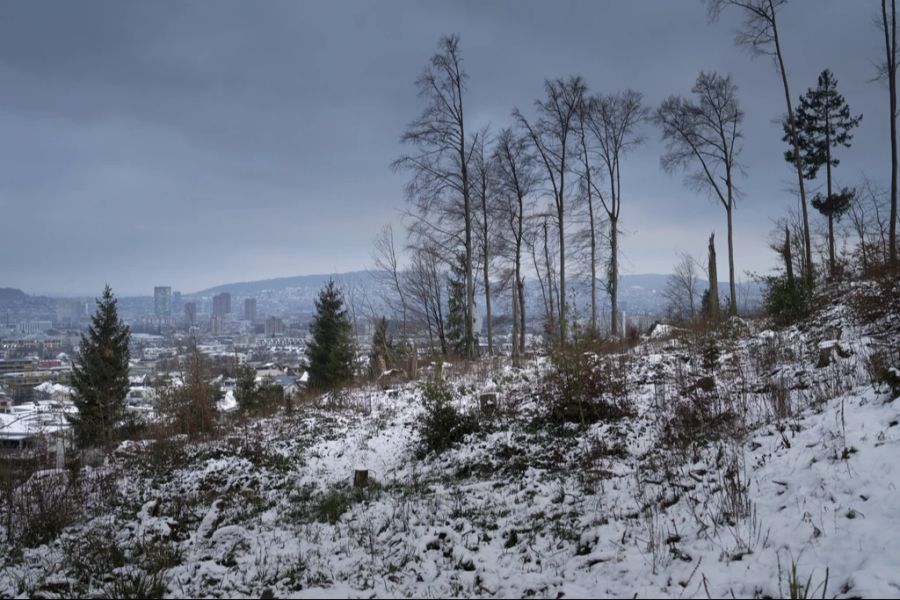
[0,0,890,295]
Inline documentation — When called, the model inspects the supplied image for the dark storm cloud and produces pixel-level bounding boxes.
[0,1,890,295]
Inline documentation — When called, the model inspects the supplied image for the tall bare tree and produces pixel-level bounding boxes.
[655,71,744,316]
[373,224,409,337]
[515,77,586,344]
[707,0,813,284]
[574,98,602,336]
[472,130,495,356]
[492,127,538,358]
[878,0,899,267]
[584,90,647,337]
[393,34,477,358]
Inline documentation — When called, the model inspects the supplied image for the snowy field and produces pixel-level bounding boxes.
[1,287,898,598]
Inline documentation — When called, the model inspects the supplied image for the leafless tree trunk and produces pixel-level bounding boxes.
[708,233,721,323]
[655,71,743,316]
[492,127,537,359]
[373,225,409,338]
[879,0,899,267]
[393,34,477,358]
[783,225,795,285]
[473,133,494,356]
[515,77,585,344]
[575,102,600,336]
[584,90,647,337]
[707,0,812,284]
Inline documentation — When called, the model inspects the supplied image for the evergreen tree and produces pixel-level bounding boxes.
[782,69,862,279]
[445,253,471,356]
[234,364,258,412]
[305,279,356,390]
[67,285,131,450]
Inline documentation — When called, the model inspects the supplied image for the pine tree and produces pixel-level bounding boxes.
[305,279,356,390]
[235,364,258,412]
[445,253,471,357]
[782,69,862,279]
[67,285,131,450]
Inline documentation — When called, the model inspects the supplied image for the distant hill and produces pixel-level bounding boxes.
[188,270,761,318]
[0,288,57,323]
[191,271,379,297]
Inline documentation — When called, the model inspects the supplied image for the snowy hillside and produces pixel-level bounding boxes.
[1,283,897,598]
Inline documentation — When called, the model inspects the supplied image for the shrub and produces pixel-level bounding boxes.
[102,571,166,599]
[540,343,633,426]
[10,470,77,548]
[849,274,900,327]
[417,381,477,456]
[763,276,811,327]
[662,395,737,451]
[701,339,721,372]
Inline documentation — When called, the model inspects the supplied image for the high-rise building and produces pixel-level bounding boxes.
[243,298,257,322]
[154,286,172,316]
[264,317,284,336]
[212,293,231,317]
[210,315,223,336]
[184,302,197,326]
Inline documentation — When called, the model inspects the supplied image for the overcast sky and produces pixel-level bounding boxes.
[0,1,891,296]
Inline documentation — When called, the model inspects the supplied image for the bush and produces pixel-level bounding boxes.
[417,381,477,456]
[662,395,737,451]
[540,343,633,426]
[849,273,900,327]
[763,276,811,327]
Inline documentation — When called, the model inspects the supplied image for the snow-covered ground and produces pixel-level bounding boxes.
[0,286,898,598]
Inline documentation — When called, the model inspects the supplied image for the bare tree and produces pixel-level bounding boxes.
[707,0,813,284]
[472,130,495,355]
[664,252,701,322]
[492,127,538,358]
[373,224,409,338]
[850,178,893,273]
[574,98,602,336]
[877,0,899,267]
[655,71,743,316]
[514,77,586,344]
[393,34,477,358]
[527,210,559,340]
[405,244,447,356]
[584,90,647,337]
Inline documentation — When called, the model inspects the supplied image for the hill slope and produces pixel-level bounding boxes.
[2,283,893,598]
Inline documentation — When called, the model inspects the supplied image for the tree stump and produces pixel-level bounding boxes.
[408,344,418,380]
[479,392,498,416]
[353,469,369,488]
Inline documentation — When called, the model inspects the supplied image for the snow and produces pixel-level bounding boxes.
[1,290,898,598]
[217,389,238,413]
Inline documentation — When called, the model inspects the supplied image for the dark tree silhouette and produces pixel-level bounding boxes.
[305,280,356,390]
[68,285,130,450]
[783,69,862,278]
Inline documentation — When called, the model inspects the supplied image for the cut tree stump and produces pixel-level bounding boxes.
[353,469,369,488]
[479,392,498,416]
